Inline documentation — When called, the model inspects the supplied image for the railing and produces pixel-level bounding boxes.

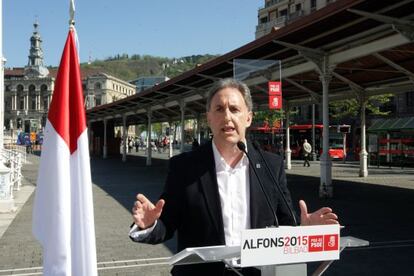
[0,148,23,200]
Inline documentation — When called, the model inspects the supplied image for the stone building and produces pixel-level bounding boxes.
[4,21,53,133]
[84,73,136,109]
[4,22,136,134]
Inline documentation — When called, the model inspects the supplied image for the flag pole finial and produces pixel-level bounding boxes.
[69,0,75,29]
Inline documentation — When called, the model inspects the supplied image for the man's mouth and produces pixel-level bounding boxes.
[222,126,235,133]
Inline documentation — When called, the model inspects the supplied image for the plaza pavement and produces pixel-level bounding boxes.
[0,149,413,275]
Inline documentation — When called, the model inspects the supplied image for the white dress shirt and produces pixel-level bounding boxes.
[129,142,251,246]
[212,141,251,246]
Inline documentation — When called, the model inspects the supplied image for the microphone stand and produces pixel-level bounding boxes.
[252,141,298,226]
[237,141,279,227]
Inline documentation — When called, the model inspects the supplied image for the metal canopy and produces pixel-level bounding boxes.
[87,0,414,126]
[368,116,414,132]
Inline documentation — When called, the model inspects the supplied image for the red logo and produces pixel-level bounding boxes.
[323,234,339,251]
[269,95,282,109]
[308,235,324,252]
[268,81,282,95]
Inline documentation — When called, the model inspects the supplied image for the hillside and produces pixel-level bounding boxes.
[80,54,218,82]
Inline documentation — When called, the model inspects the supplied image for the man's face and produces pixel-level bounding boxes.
[207,87,253,148]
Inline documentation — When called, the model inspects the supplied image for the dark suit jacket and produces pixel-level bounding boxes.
[134,140,297,276]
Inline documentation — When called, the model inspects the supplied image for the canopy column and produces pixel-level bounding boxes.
[122,115,127,162]
[312,104,317,161]
[359,98,368,177]
[319,61,334,198]
[285,102,291,170]
[180,100,186,153]
[103,119,108,159]
[146,110,152,166]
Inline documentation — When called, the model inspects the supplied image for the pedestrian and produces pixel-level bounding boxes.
[303,139,312,167]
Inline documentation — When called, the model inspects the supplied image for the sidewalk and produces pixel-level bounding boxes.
[0,154,413,275]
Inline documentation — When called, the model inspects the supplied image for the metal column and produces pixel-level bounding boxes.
[312,104,317,161]
[122,115,127,162]
[103,119,108,159]
[319,64,333,198]
[146,110,152,166]
[359,99,368,177]
[180,101,186,153]
[285,103,291,170]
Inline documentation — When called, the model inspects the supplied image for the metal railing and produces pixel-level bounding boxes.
[0,148,23,200]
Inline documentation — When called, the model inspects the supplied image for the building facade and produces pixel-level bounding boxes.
[4,22,53,133]
[84,73,136,109]
[256,0,337,38]
[4,22,137,134]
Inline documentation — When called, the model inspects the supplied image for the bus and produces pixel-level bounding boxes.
[248,123,350,160]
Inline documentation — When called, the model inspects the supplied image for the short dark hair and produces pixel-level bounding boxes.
[206,78,253,112]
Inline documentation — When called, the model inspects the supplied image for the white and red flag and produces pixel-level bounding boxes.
[32,29,97,276]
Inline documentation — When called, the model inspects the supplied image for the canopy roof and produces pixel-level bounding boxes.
[368,117,414,132]
[87,0,414,126]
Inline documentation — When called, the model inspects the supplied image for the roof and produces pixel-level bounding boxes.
[87,0,414,126]
[368,117,414,132]
[5,67,106,81]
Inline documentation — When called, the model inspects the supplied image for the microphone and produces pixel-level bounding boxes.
[252,141,298,226]
[237,141,279,227]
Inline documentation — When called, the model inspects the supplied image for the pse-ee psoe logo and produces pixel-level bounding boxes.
[308,234,339,252]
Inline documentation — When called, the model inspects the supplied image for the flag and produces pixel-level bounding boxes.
[32,29,97,276]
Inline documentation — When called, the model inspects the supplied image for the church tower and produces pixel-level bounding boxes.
[24,20,49,78]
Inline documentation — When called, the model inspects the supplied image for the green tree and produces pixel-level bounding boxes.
[329,94,393,120]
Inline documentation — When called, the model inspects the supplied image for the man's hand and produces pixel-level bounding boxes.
[299,200,338,226]
[132,194,165,229]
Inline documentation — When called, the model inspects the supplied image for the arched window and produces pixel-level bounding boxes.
[41,84,48,110]
[17,85,24,110]
[29,85,36,110]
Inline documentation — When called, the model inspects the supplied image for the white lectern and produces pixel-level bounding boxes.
[169,230,369,276]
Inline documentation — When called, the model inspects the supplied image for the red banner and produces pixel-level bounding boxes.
[268,81,282,109]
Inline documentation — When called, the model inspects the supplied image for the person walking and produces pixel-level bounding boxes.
[303,139,312,167]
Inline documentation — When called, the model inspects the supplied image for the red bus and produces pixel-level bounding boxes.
[248,124,350,160]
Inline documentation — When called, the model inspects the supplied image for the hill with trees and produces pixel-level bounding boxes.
[80,53,218,81]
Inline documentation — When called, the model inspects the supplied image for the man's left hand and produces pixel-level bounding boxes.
[299,200,339,226]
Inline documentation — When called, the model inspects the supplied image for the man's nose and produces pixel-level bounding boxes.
[223,108,231,121]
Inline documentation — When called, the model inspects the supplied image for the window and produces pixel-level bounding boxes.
[96,96,101,106]
[311,0,317,9]
[95,82,101,90]
[43,97,48,110]
[295,4,301,11]
[20,98,24,110]
[31,97,36,110]
[280,9,287,17]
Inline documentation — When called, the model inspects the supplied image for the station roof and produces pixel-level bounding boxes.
[87,0,414,126]
[368,117,414,132]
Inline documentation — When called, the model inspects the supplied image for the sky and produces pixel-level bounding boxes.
[3,0,263,68]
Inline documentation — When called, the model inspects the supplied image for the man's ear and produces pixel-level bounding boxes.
[246,111,253,127]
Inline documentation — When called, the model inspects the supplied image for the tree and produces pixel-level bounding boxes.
[329,94,393,120]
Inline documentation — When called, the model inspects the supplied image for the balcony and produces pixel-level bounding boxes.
[258,0,288,13]
[255,16,287,38]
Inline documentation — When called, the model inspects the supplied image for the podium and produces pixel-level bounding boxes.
[169,225,369,276]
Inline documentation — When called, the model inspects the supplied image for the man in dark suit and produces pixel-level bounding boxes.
[130,78,338,276]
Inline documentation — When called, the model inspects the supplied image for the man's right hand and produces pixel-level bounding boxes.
[132,194,165,229]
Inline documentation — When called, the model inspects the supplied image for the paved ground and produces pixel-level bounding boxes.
[0,151,413,275]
